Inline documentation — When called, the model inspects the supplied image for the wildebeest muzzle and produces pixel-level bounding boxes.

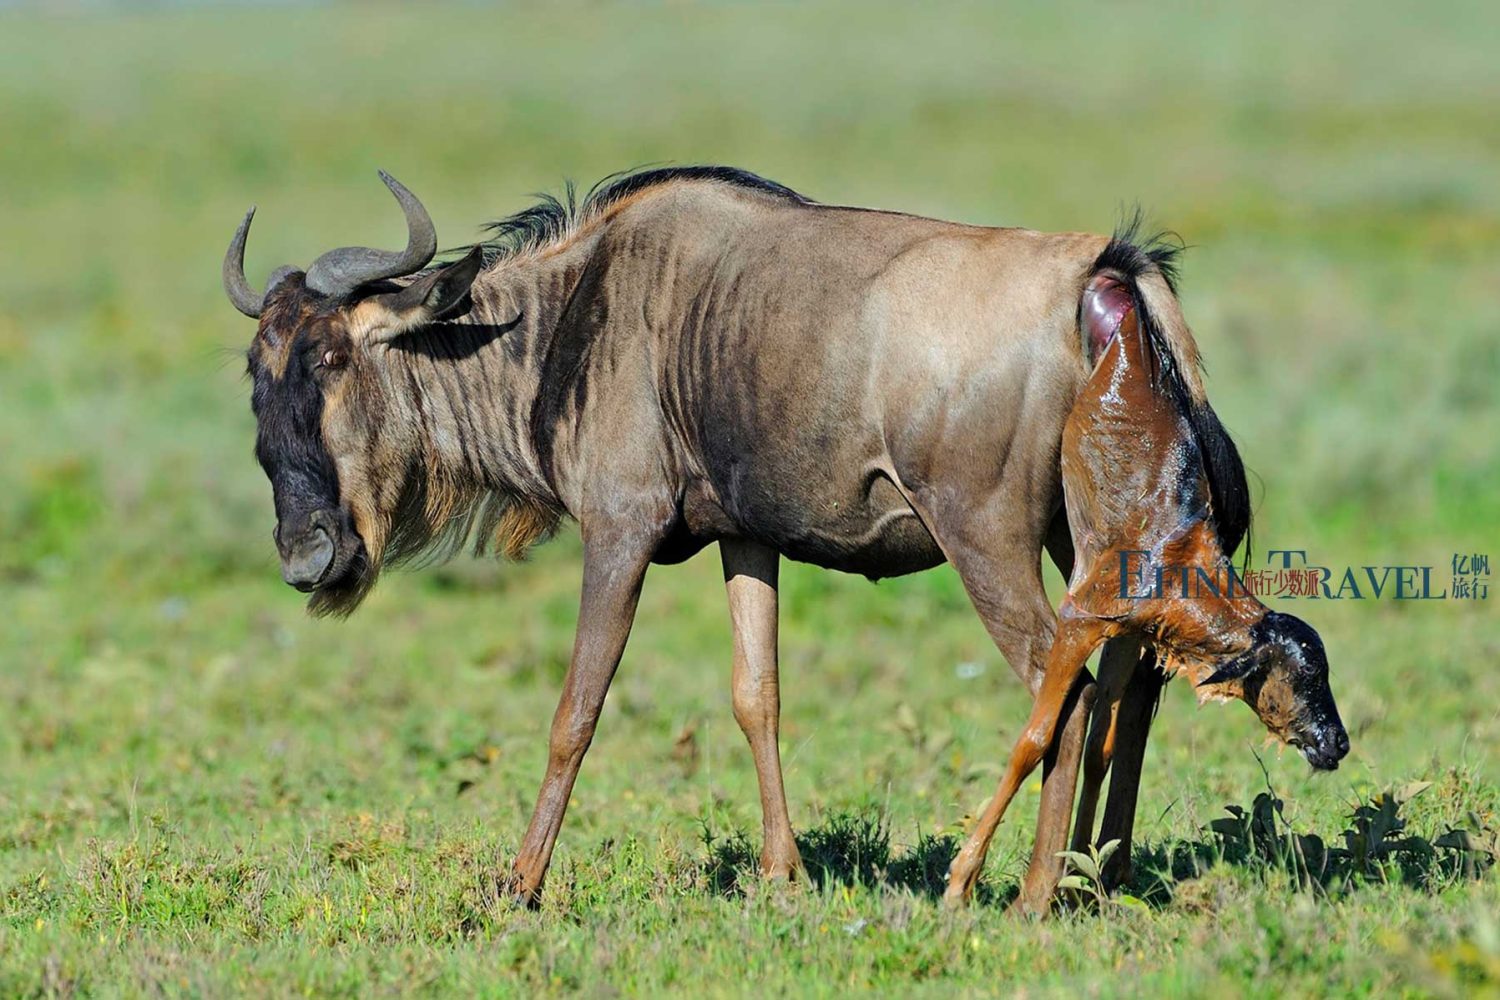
[274,506,361,592]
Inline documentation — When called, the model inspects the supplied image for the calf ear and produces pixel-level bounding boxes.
[1080,273,1137,367]
[1199,643,1270,688]
[356,246,485,343]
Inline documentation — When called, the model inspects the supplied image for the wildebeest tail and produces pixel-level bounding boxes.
[1091,220,1253,559]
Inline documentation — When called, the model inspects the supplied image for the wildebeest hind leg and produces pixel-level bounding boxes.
[1095,658,1165,892]
[944,617,1108,907]
[1070,637,1143,856]
[910,500,1094,913]
[721,538,802,880]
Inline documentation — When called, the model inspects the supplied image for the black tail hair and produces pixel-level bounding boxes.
[1184,375,1252,561]
[1093,215,1253,561]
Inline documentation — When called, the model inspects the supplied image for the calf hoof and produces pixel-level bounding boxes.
[942,867,977,910]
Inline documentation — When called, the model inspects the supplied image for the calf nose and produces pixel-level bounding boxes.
[279,513,336,591]
[1312,727,1350,770]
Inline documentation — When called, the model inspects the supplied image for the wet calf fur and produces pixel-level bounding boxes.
[942,270,1348,906]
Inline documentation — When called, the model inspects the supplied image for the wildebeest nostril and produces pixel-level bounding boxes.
[281,524,335,591]
[1306,728,1350,771]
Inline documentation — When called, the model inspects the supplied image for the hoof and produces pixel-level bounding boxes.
[759,856,804,884]
[1005,892,1051,920]
[942,872,974,910]
[499,872,543,911]
[1100,861,1133,895]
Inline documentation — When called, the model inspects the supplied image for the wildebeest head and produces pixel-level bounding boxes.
[224,172,484,614]
[1074,270,1345,771]
[1196,611,1349,770]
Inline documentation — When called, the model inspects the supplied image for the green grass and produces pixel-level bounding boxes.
[1,2,1497,995]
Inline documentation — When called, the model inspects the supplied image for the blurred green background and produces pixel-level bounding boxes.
[0,2,1496,996]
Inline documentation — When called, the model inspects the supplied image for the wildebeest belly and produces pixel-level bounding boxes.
[675,464,944,579]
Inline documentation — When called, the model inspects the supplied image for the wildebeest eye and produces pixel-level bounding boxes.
[322,348,348,369]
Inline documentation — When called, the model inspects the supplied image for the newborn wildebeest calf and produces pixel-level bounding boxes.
[224,165,1278,912]
[942,266,1350,905]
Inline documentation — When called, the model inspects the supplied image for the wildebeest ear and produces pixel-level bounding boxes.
[1080,273,1137,367]
[358,246,484,343]
[391,245,484,320]
[1199,644,1270,687]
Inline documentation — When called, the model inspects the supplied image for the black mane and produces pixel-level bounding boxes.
[468,165,809,267]
[1094,216,1253,562]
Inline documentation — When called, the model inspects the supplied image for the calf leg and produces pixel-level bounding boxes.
[508,537,652,907]
[1070,637,1144,855]
[721,538,802,880]
[913,503,1094,915]
[1096,655,1165,891]
[1017,668,1093,915]
[1009,513,1097,916]
[944,617,1108,907]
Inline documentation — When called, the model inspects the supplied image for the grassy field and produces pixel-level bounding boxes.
[1,2,1498,995]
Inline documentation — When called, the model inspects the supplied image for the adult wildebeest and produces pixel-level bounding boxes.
[223,166,1250,910]
[943,267,1349,904]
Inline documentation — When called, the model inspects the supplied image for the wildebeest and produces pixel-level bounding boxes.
[224,165,1252,910]
[942,267,1349,905]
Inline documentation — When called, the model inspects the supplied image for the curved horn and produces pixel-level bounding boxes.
[223,207,268,318]
[303,170,437,297]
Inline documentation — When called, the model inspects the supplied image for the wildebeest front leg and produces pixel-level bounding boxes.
[508,539,651,907]
[721,538,802,880]
[944,617,1107,908]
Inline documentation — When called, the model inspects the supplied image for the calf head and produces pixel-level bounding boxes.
[1197,611,1349,770]
[1078,270,1346,772]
